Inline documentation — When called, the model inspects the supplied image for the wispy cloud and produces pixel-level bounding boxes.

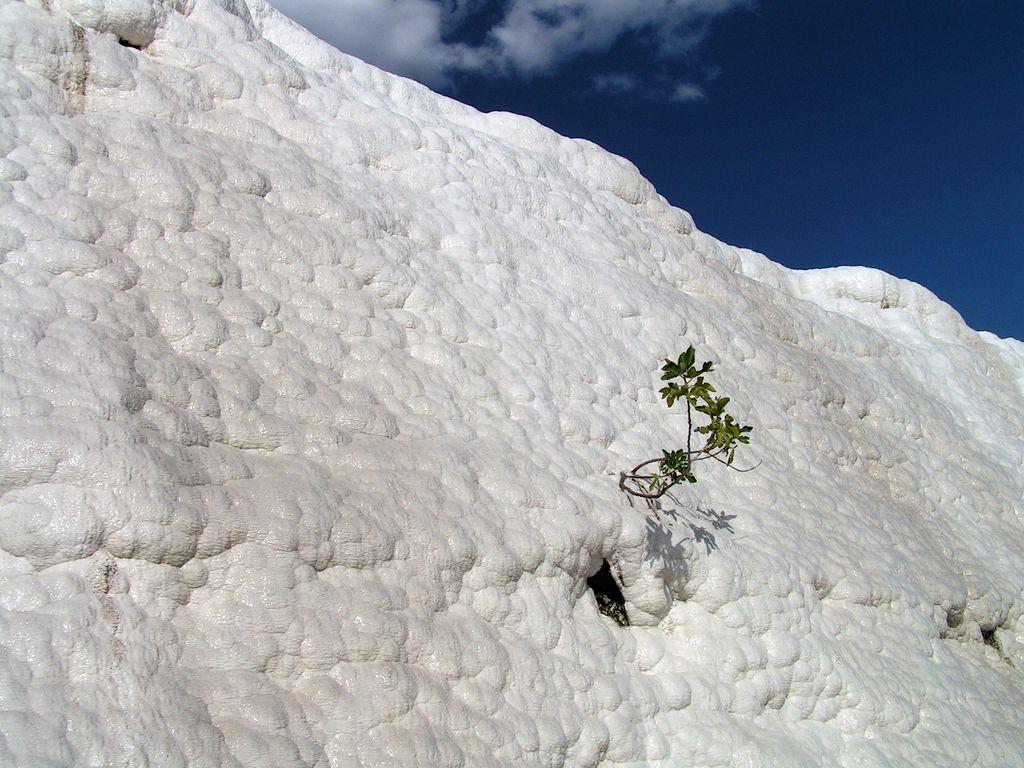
[589,75,713,104]
[669,81,707,102]
[272,0,749,88]
[591,73,641,95]
[270,0,484,86]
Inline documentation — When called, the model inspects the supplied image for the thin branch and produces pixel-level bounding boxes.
[626,457,666,476]
[619,472,672,499]
[707,455,762,472]
[686,383,693,457]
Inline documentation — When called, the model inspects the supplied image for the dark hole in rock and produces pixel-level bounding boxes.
[118,38,142,50]
[982,627,1016,667]
[982,627,999,650]
[946,605,964,631]
[588,560,629,627]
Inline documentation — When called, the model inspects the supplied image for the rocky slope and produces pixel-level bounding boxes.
[1,0,1023,765]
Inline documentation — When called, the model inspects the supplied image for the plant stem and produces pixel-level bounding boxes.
[686,377,693,457]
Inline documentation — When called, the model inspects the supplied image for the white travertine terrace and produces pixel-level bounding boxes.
[1,0,1022,765]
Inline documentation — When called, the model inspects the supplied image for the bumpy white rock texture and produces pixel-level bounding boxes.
[1,0,1023,765]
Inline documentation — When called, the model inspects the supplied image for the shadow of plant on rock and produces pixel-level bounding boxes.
[598,492,741,625]
[630,489,739,556]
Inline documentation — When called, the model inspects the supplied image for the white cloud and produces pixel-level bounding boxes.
[270,0,486,86]
[272,0,749,87]
[669,81,707,102]
[589,76,709,104]
[592,73,640,94]
[488,0,746,75]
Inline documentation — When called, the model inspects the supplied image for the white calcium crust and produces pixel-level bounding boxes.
[0,0,1022,765]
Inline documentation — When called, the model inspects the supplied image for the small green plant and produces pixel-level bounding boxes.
[620,345,755,500]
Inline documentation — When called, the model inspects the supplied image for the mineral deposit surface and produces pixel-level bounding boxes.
[1,0,1023,765]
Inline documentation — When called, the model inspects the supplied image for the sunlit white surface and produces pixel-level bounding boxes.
[1,0,1022,765]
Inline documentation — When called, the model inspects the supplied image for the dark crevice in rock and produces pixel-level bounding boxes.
[588,560,629,627]
[981,626,1015,666]
[982,627,999,650]
[940,604,965,637]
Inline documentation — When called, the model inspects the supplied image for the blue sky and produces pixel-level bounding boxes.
[272,0,1023,340]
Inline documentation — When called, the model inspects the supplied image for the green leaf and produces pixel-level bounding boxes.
[660,383,687,407]
[681,346,695,370]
